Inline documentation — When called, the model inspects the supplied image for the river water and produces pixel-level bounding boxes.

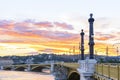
[0,70,54,80]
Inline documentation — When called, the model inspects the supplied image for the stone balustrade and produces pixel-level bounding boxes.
[94,63,120,80]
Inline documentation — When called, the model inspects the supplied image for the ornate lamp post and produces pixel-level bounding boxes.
[113,43,120,61]
[80,29,85,60]
[88,13,95,59]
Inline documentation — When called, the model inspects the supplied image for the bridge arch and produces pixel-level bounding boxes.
[15,66,26,71]
[31,66,47,72]
[4,67,12,70]
[67,71,80,80]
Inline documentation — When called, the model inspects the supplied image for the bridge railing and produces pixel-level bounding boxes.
[95,63,120,80]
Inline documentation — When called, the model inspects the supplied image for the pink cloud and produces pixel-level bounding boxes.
[35,21,53,28]
[0,20,14,30]
[0,20,78,43]
[95,32,116,41]
[54,22,74,30]
[31,29,79,41]
[14,22,32,32]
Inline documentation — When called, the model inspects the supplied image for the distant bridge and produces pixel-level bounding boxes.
[2,62,80,80]
[3,63,51,71]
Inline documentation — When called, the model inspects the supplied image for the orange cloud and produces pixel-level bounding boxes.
[0,18,119,56]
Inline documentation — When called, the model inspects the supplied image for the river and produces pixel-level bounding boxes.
[0,70,54,80]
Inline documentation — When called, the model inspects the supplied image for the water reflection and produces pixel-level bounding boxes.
[0,70,54,80]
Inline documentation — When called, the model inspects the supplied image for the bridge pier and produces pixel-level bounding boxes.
[50,62,54,74]
[78,58,97,80]
[11,66,15,70]
[53,65,68,80]
[0,66,3,70]
[26,64,31,71]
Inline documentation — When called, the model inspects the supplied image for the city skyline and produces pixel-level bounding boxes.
[0,0,120,56]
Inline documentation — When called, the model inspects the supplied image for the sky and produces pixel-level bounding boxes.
[0,0,120,56]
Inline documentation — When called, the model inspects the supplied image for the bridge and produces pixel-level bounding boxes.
[3,62,120,80]
[1,14,118,80]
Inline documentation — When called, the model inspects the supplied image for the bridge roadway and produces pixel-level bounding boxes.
[2,62,80,80]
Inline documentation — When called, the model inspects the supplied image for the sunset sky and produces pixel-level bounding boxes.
[0,0,120,56]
